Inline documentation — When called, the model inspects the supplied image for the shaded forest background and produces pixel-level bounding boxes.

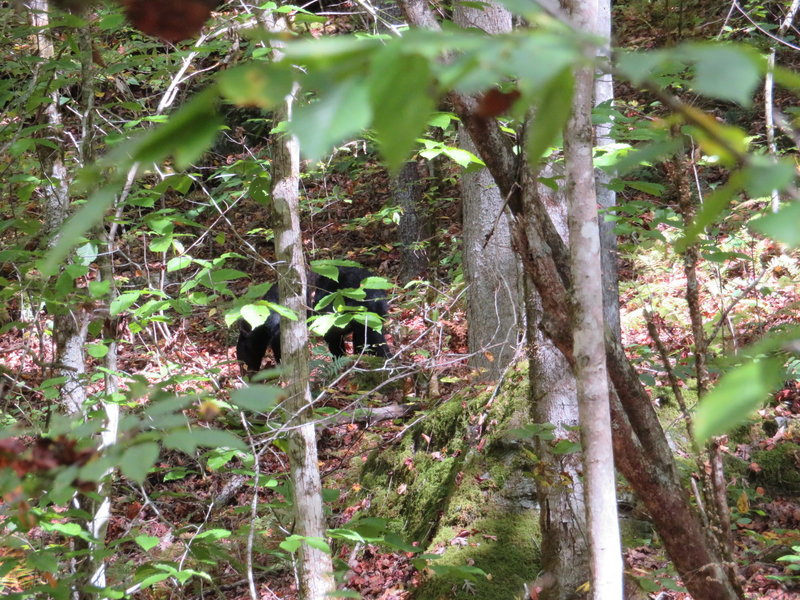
[1,0,800,599]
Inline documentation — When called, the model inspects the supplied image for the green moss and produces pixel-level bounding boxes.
[750,442,800,495]
[357,362,541,599]
[412,512,540,600]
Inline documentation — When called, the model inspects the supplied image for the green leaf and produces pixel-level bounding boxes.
[132,89,222,169]
[163,429,198,453]
[86,343,109,358]
[230,385,283,412]
[751,202,800,248]
[248,175,271,205]
[210,268,248,283]
[552,439,581,454]
[135,535,160,551]
[740,158,797,198]
[191,428,246,451]
[241,303,273,329]
[218,63,295,109]
[40,186,117,276]
[383,532,420,553]
[27,550,58,573]
[676,176,741,251]
[368,50,436,172]
[280,535,302,553]
[694,357,784,442]
[110,291,142,316]
[293,78,372,161]
[166,256,193,272]
[527,68,574,165]
[88,280,111,297]
[194,528,232,541]
[207,449,239,471]
[120,443,160,484]
[687,44,761,106]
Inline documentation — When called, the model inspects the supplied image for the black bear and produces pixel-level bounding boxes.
[236,265,390,372]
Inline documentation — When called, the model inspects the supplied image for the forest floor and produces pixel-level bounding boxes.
[6,155,800,599]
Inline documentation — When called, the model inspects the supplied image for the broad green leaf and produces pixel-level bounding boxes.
[132,89,222,169]
[613,139,682,176]
[429,112,456,129]
[40,186,117,276]
[210,268,248,283]
[167,256,193,272]
[195,529,231,540]
[751,202,800,247]
[687,44,761,106]
[86,343,109,358]
[740,158,796,198]
[248,175,271,205]
[383,532,420,553]
[508,33,579,98]
[230,385,284,412]
[682,107,748,166]
[241,303,272,329]
[621,181,665,196]
[280,535,302,553]
[88,280,111,297]
[191,428,246,451]
[135,535,160,551]
[527,68,574,165]
[110,291,142,316]
[676,175,741,251]
[76,242,98,265]
[163,429,198,453]
[694,357,784,442]
[368,50,436,172]
[207,449,239,471]
[27,550,58,573]
[120,443,159,483]
[218,63,294,109]
[293,79,372,161]
[360,276,391,290]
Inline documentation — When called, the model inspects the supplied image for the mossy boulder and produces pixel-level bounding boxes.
[359,361,542,599]
[750,442,800,495]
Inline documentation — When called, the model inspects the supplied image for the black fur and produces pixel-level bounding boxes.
[236,266,390,372]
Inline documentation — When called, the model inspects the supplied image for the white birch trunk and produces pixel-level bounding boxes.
[266,13,335,599]
[563,0,623,596]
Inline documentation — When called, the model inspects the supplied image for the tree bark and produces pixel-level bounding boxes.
[454,0,522,379]
[397,2,742,597]
[593,0,621,338]
[266,13,335,599]
[31,0,88,417]
[393,159,430,284]
[562,0,622,593]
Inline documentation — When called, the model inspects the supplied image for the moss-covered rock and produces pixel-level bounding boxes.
[359,362,542,599]
[750,442,800,495]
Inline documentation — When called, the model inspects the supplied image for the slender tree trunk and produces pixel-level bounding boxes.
[397,3,742,597]
[393,159,430,284]
[453,0,522,379]
[593,0,621,338]
[563,0,622,594]
[31,0,88,416]
[266,13,335,599]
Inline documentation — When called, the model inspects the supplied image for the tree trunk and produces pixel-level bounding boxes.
[30,0,88,417]
[525,281,588,600]
[393,159,430,284]
[453,0,522,380]
[593,0,621,338]
[563,0,623,593]
[266,13,335,599]
[396,3,743,597]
